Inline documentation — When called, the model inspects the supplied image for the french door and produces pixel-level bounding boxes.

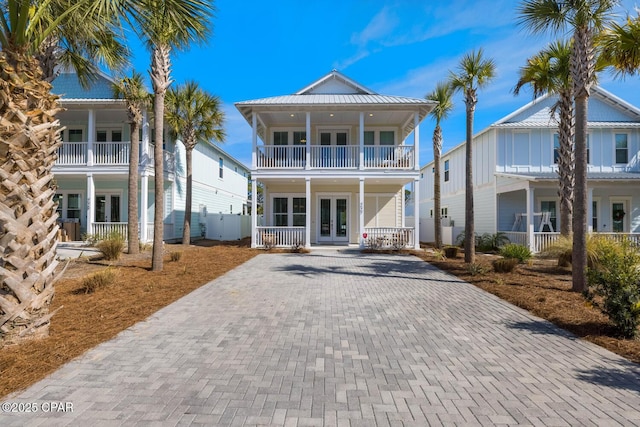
[320,131,348,168]
[318,196,349,243]
[95,194,121,223]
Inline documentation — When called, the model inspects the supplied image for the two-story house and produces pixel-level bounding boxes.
[236,70,435,248]
[52,71,249,243]
[418,86,640,251]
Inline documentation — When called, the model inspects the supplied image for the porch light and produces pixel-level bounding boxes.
[290,114,295,117]
[329,113,334,117]
[369,113,373,117]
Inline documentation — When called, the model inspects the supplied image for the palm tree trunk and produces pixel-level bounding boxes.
[557,90,574,237]
[464,96,477,264]
[150,44,172,271]
[0,50,65,345]
[433,125,443,249]
[127,121,140,254]
[182,148,193,245]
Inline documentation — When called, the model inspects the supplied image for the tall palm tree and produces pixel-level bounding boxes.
[0,0,125,345]
[598,13,640,76]
[426,81,454,249]
[518,0,619,292]
[132,0,213,271]
[514,40,575,237]
[449,48,496,264]
[165,81,225,246]
[113,72,150,255]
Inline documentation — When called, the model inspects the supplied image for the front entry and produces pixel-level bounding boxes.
[95,194,121,223]
[318,197,349,243]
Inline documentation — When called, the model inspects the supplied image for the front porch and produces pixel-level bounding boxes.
[504,231,640,253]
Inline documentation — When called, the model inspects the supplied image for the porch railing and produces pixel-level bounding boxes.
[501,231,640,253]
[309,146,359,168]
[364,227,414,249]
[91,222,128,241]
[363,146,414,169]
[256,226,305,247]
[257,146,306,168]
[503,231,528,247]
[94,142,130,165]
[57,142,87,165]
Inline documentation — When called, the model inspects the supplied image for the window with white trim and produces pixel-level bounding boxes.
[615,133,628,164]
[444,159,450,182]
[273,196,306,227]
[219,157,224,179]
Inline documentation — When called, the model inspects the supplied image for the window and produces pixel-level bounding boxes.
[67,194,81,219]
[293,131,306,145]
[429,209,433,218]
[292,197,306,226]
[615,133,628,164]
[444,159,450,182]
[219,157,224,179]
[540,201,557,232]
[273,197,288,226]
[592,200,598,231]
[587,135,590,164]
[441,207,448,218]
[68,129,83,142]
[364,131,375,145]
[273,131,288,145]
[230,205,233,214]
[553,134,560,164]
[380,131,394,146]
[96,130,108,142]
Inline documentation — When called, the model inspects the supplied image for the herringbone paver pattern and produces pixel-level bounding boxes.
[1,250,640,426]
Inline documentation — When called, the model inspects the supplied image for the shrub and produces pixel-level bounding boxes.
[457,231,510,252]
[492,257,519,273]
[443,246,458,258]
[170,251,183,262]
[541,234,602,268]
[80,268,117,294]
[432,249,445,261]
[586,239,640,338]
[96,231,125,261]
[499,243,532,263]
[466,263,489,276]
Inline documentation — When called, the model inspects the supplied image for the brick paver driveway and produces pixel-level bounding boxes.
[2,250,640,426]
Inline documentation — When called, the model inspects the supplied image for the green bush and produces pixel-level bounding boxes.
[492,257,519,273]
[541,234,601,268]
[96,231,125,261]
[586,238,640,338]
[443,246,459,258]
[465,263,489,276]
[80,268,117,294]
[499,243,532,263]
[456,231,510,252]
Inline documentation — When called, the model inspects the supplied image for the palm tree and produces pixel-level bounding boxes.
[0,0,125,345]
[132,0,214,271]
[113,72,150,255]
[449,48,496,264]
[514,40,575,237]
[518,0,619,292]
[598,13,640,76]
[426,81,454,249]
[165,81,225,246]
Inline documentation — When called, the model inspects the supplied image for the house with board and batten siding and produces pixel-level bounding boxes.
[51,70,249,243]
[417,86,640,251]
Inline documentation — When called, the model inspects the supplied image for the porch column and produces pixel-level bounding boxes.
[86,173,95,238]
[359,112,364,170]
[141,109,150,166]
[413,179,420,249]
[413,112,420,171]
[305,178,311,248]
[87,109,95,166]
[251,112,258,170]
[359,177,365,248]
[140,172,149,242]
[526,186,535,252]
[305,112,311,170]
[251,177,257,248]
[587,187,594,233]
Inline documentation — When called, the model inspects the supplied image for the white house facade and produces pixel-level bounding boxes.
[52,71,249,243]
[236,70,435,249]
[418,86,640,251]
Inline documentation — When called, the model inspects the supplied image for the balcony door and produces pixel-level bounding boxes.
[320,130,348,168]
[318,196,349,243]
[95,194,121,223]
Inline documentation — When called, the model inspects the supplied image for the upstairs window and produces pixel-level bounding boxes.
[380,131,394,146]
[616,134,628,164]
[444,159,450,182]
[68,129,83,143]
[273,131,288,145]
[553,134,560,164]
[219,157,224,179]
[293,131,307,145]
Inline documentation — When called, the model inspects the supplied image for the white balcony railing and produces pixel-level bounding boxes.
[57,142,87,165]
[256,145,414,170]
[256,226,305,247]
[93,142,130,165]
[91,222,128,240]
[364,227,414,249]
[147,149,177,174]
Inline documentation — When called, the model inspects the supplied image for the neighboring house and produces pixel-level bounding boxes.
[235,70,435,248]
[417,86,640,251]
[51,71,249,243]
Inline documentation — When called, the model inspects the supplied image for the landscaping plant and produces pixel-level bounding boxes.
[96,232,126,261]
[499,243,532,263]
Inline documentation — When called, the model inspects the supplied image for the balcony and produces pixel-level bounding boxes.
[55,141,176,174]
[256,145,415,170]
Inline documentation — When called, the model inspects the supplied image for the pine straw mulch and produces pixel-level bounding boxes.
[0,239,257,399]
[415,250,640,365]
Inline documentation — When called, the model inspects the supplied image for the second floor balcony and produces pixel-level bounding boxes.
[256,144,415,170]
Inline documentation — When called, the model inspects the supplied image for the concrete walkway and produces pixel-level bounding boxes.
[2,250,640,426]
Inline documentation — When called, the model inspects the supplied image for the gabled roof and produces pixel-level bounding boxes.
[52,70,119,101]
[295,70,375,95]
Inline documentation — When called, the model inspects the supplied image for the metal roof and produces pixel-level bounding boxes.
[235,94,433,107]
[494,121,640,128]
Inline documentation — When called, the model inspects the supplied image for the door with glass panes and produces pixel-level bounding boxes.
[318,196,349,243]
[319,131,348,168]
[95,194,121,223]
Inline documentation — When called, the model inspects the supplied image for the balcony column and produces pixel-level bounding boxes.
[87,109,95,166]
[251,112,258,170]
[86,173,95,237]
[413,179,420,249]
[306,112,311,170]
[359,112,364,170]
[526,186,535,252]
[141,109,150,167]
[305,178,311,248]
[414,112,420,171]
[251,177,257,248]
[359,177,365,248]
[140,172,149,242]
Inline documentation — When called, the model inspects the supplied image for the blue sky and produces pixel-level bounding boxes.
[127,0,640,169]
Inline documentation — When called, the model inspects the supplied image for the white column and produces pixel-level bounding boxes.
[251,112,258,170]
[587,187,594,233]
[526,186,535,251]
[359,112,365,170]
[413,179,420,249]
[87,109,95,166]
[141,109,150,166]
[305,178,311,248]
[86,173,95,237]
[140,172,149,242]
[414,112,420,171]
[359,178,365,248]
[305,112,311,170]
[251,178,257,248]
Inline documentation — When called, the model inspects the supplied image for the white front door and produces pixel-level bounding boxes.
[318,197,349,243]
[95,194,121,223]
